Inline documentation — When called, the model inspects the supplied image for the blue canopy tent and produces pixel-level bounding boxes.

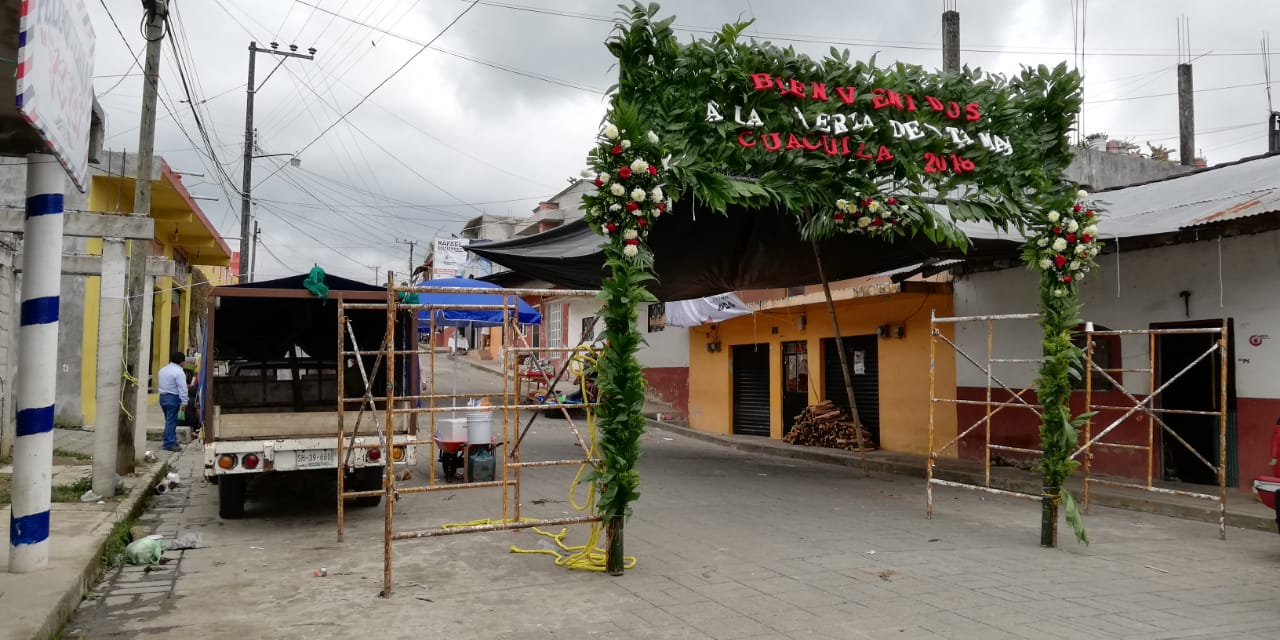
[412,278,543,411]
[414,277,541,329]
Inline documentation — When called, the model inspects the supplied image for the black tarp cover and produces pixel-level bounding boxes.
[467,203,1022,301]
[211,273,405,363]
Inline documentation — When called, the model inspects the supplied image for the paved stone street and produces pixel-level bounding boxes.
[65,364,1280,639]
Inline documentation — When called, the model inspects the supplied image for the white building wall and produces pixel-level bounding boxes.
[952,230,1280,398]
[551,297,689,367]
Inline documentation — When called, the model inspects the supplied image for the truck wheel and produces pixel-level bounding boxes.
[218,475,246,519]
[353,468,383,508]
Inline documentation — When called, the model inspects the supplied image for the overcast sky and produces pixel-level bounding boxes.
[84,0,1280,282]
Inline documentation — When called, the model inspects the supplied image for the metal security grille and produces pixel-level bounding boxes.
[732,344,771,437]
[821,335,880,439]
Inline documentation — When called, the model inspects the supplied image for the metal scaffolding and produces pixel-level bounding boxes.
[927,311,1044,516]
[337,279,605,597]
[1077,323,1230,539]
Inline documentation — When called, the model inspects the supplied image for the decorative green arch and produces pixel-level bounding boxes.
[584,3,1100,572]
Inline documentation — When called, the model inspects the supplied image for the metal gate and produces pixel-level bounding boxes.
[732,344,771,437]
[822,335,880,439]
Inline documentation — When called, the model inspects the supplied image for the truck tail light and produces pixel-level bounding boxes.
[243,454,260,469]
[392,446,405,462]
[218,454,237,470]
[368,448,382,462]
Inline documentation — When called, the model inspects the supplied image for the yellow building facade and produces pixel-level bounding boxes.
[685,281,957,455]
[79,160,231,425]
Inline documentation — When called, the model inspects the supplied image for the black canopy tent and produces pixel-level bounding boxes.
[467,202,1023,301]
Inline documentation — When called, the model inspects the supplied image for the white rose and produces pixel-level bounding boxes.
[1054,288,1067,298]
[631,188,647,202]
[1084,225,1098,236]
[1052,238,1068,252]
[596,173,609,184]
[647,130,660,144]
[623,229,638,240]
[1076,189,1089,200]
[609,203,622,212]
[868,201,881,213]
[1066,220,1079,233]
[1038,258,1053,270]
[604,124,619,139]
[1047,211,1060,223]
[651,186,664,202]
[666,197,673,208]
[1075,244,1089,256]
[630,158,648,173]
[857,217,872,228]
[621,139,632,149]
[609,183,625,197]
[623,244,638,257]
[1069,260,1080,271]
[1037,238,1049,247]
[835,199,849,211]
[1090,246,1100,256]
[580,169,593,178]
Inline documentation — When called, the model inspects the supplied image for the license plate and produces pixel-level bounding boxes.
[294,449,336,469]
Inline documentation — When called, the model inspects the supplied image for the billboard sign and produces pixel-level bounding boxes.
[432,238,468,279]
[16,0,96,191]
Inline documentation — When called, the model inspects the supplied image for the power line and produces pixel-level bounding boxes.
[1085,80,1274,104]
[284,1,480,165]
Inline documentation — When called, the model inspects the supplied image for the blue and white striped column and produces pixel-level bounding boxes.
[9,154,66,573]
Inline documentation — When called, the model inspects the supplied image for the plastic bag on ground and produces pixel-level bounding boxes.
[125,535,167,565]
[168,532,201,550]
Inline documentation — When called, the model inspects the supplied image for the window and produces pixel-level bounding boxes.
[547,303,563,347]
[581,316,596,342]
[647,303,666,333]
[1071,325,1119,391]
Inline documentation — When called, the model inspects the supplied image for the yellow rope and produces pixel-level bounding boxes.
[508,349,636,572]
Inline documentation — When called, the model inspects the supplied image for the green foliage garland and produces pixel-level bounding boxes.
[588,2,1099,547]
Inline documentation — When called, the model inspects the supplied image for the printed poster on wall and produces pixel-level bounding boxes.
[852,350,866,375]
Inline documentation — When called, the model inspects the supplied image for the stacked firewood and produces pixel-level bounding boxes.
[783,401,878,452]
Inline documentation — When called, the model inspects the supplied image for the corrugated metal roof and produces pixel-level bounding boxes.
[962,152,1280,242]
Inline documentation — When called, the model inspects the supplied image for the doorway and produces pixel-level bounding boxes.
[1154,320,1235,486]
[821,335,880,440]
[781,341,808,435]
[732,344,771,437]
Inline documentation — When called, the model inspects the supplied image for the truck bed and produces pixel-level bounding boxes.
[212,407,413,440]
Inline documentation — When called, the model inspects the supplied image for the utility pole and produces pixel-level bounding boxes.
[1177,17,1196,166]
[250,221,260,280]
[397,238,418,282]
[118,0,168,475]
[240,41,315,282]
[942,1,960,72]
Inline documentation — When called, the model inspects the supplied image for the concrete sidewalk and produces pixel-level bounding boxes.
[646,419,1279,534]
[1,412,172,640]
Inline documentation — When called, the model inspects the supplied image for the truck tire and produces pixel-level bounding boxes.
[218,475,247,519]
[353,468,383,508]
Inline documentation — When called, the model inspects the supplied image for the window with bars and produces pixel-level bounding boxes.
[548,303,563,347]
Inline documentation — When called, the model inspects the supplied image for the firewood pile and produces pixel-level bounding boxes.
[783,401,878,452]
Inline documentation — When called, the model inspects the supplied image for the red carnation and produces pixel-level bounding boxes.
[1062,274,1073,283]
[1054,254,1067,268]
[625,238,640,246]
[834,213,845,221]
[625,202,639,212]
[618,166,632,179]
[647,165,658,176]
[605,223,618,233]
[872,218,883,226]
[1053,227,1061,234]
[1073,204,1082,213]
[656,202,666,213]
[861,198,873,208]
[611,145,623,156]
[593,179,603,187]
[1066,233,1077,242]
[1086,210,1095,217]
[1082,234,1093,243]
[637,217,648,227]
[886,197,897,205]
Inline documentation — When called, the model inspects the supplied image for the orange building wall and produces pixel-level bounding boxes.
[686,288,957,455]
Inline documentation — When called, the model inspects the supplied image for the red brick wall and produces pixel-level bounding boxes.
[643,366,688,417]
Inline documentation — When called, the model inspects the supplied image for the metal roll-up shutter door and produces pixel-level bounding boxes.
[821,336,880,439]
[732,344,771,437]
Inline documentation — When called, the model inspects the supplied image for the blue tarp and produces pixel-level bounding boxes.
[415,277,542,329]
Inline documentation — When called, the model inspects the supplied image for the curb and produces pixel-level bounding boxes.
[35,452,175,640]
[644,419,1280,535]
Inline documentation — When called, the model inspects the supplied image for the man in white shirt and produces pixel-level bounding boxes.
[158,351,189,452]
